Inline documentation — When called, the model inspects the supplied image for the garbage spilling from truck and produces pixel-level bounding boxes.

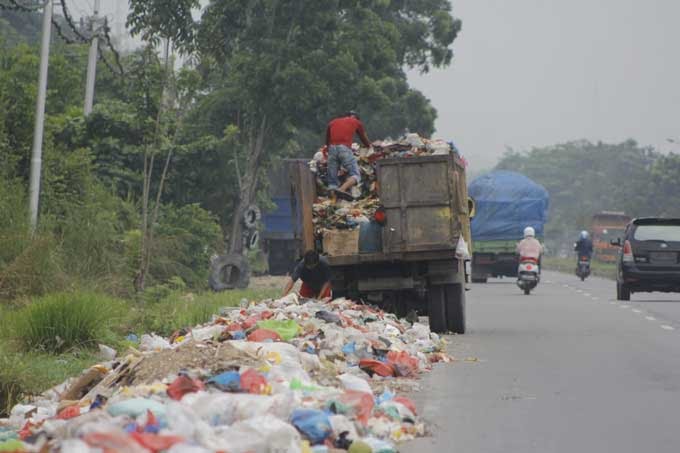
[309,133,464,235]
[1,294,454,453]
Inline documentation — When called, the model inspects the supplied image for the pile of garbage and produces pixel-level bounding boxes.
[310,133,462,232]
[1,295,453,453]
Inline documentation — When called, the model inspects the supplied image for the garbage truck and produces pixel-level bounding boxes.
[468,171,549,283]
[289,153,473,334]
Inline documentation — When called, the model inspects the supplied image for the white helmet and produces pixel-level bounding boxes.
[580,230,589,239]
[523,226,536,238]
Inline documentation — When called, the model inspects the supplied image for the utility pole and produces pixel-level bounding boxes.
[28,0,53,231]
[84,0,101,115]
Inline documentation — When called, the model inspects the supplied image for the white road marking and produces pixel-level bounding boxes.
[631,309,642,314]
[584,293,591,297]
[563,284,569,288]
[645,316,656,321]
[576,289,583,293]
[660,325,675,331]
[619,305,629,309]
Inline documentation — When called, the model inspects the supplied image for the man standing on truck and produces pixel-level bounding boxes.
[282,250,332,300]
[326,111,371,200]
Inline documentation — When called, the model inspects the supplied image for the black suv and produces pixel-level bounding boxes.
[611,218,680,300]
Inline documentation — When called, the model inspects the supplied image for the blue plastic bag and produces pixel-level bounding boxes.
[207,371,241,392]
[290,409,332,445]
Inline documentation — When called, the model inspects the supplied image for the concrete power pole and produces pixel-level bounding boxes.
[84,0,101,115]
[28,0,53,231]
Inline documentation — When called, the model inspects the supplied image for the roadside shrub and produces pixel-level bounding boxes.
[0,351,28,417]
[12,292,127,353]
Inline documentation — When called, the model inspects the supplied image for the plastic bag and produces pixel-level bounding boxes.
[211,415,302,453]
[167,375,205,400]
[183,391,296,426]
[140,334,171,352]
[455,236,471,259]
[129,432,185,452]
[386,351,419,377]
[358,359,395,378]
[290,409,332,445]
[207,371,241,392]
[191,325,225,342]
[339,390,374,425]
[337,374,372,395]
[240,368,269,394]
[255,320,300,341]
[247,328,282,342]
[107,398,167,423]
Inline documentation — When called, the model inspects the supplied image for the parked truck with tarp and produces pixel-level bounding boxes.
[289,150,473,334]
[468,171,549,283]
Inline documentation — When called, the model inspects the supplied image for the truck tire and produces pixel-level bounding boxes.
[242,205,261,229]
[444,284,466,334]
[616,281,630,301]
[427,285,448,334]
[209,254,250,291]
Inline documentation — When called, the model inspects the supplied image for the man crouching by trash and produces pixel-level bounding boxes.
[282,250,332,301]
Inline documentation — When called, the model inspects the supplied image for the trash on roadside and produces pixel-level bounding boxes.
[5,295,452,452]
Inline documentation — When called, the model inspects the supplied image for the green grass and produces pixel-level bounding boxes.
[10,292,128,353]
[137,288,279,336]
[543,256,617,280]
[0,286,279,416]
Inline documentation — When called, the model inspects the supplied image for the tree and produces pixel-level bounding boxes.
[192,0,462,257]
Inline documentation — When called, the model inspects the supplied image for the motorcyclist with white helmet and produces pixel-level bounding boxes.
[574,230,593,259]
[516,226,544,261]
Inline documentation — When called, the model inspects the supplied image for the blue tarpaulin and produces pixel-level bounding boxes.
[468,171,549,241]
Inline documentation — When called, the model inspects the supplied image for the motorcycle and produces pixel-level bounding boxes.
[575,255,591,281]
[517,257,540,295]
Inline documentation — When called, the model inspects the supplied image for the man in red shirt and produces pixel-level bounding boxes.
[325,111,371,199]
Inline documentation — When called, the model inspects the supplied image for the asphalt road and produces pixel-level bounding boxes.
[402,271,680,453]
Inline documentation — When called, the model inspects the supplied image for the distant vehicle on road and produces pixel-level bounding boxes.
[468,171,549,283]
[611,218,680,300]
[591,211,631,263]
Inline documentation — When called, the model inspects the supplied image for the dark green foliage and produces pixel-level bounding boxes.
[496,140,680,246]
[11,292,127,353]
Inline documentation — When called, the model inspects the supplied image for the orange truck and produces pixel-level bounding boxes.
[591,211,632,262]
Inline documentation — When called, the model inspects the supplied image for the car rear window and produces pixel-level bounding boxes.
[633,224,680,242]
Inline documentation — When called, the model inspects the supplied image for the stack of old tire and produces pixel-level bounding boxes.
[209,205,261,291]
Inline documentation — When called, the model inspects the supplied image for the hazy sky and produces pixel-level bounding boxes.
[408,0,680,172]
[72,1,680,172]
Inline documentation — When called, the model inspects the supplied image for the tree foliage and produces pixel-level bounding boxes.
[496,140,680,248]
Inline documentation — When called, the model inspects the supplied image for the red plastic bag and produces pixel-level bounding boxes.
[167,375,205,401]
[242,316,260,330]
[130,432,185,452]
[84,432,148,453]
[358,359,395,377]
[340,390,374,425]
[386,351,419,377]
[240,368,269,394]
[393,396,417,415]
[227,323,243,332]
[247,328,282,342]
[57,405,81,420]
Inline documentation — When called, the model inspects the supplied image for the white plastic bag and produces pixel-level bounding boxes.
[455,237,471,260]
[338,373,373,395]
[209,415,302,453]
[191,324,225,342]
[139,333,171,352]
[184,391,296,426]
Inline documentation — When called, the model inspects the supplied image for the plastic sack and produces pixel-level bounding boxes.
[107,398,167,422]
[337,374,372,395]
[386,351,419,377]
[58,439,90,453]
[339,390,374,425]
[183,391,296,426]
[211,415,301,453]
[329,414,359,442]
[240,368,269,394]
[56,405,81,420]
[129,432,185,452]
[358,359,395,378]
[290,409,332,445]
[191,325,225,342]
[140,334,171,352]
[167,375,205,400]
[393,396,417,415]
[207,371,241,392]
[98,344,117,361]
[83,431,149,453]
[455,237,471,260]
[247,328,282,342]
[256,320,300,341]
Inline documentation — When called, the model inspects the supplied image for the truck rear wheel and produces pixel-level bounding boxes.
[427,286,448,334]
[444,284,466,334]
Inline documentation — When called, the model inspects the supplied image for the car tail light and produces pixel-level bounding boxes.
[623,240,634,263]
